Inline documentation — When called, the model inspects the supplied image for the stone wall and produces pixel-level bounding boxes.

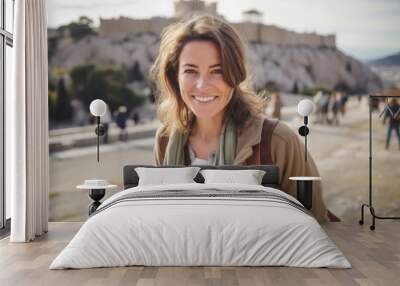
[99,17,174,37]
[174,0,217,18]
[99,17,335,48]
[232,22,335,48]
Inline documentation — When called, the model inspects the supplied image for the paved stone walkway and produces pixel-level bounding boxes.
[49,97,400,223]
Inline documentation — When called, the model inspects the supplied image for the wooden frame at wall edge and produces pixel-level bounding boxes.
[1,0,14,235]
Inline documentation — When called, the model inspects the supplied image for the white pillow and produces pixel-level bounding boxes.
[200,169,266,185]
[135,167,201,186]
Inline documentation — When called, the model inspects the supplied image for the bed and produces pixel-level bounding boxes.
[50,165,350,269]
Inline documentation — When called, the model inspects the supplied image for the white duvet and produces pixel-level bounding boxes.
[50,183,351,269]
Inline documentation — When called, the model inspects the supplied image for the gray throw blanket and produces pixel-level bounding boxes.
[90,189,310,217]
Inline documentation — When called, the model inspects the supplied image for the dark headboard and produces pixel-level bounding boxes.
[123,165,280,190]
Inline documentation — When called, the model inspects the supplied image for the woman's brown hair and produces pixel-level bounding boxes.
[150,15,266,135]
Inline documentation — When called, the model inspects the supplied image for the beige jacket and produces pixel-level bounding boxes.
[154,116,329,222]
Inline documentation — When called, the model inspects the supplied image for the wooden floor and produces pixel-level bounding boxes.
[0,221,399,286]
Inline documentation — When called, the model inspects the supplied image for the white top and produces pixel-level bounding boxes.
[188,145,215,166]
[191,157,210,166]
[289,176,321,181]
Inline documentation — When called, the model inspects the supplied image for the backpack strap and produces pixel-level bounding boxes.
[260,118,279,164]
[158,135,169,165]
[246,118,279,165]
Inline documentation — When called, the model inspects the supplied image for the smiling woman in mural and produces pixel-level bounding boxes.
[151,15,339,222]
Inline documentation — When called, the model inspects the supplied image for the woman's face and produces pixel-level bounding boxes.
[178,40,233,120]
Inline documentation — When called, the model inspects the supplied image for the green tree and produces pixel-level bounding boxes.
[48,78,57,124]
[57,16,96,42]
[127,61,144,82]
[70,64,145,114]
[54,78,73,122]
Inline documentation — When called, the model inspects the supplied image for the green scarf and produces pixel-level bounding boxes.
[163,119,237,166]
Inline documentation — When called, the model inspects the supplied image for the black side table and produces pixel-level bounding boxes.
[289,176,321,210]
[77,183,117,215]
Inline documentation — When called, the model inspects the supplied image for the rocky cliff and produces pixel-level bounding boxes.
[49,33,382,93]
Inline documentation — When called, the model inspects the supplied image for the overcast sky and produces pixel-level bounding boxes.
[47,0,400,61]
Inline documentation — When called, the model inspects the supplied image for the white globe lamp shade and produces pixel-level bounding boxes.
[89,99,107,117]
[297,99,315,116]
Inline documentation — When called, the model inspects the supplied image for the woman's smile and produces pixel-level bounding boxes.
[192,95,218,103]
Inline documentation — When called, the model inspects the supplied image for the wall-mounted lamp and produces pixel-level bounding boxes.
[291,99,318,210]
[297,99,315,162]
[89,99,107,162]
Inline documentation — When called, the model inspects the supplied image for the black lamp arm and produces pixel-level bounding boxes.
[94,116,106,162]
[298,116,309,163]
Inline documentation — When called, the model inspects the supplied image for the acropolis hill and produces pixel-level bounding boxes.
[49,0,382,93]
[99,0,336,49]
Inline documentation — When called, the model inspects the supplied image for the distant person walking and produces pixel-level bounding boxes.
[71,99,88,126]
[331,92,342,126]
[370,97,380,113]
[102,106,112,144]
[133,112,140,125]
[115,106,128,141]
[313,91,323,123]
[340,92,349,116]
[320,93,331,125]
[383,98,400,150]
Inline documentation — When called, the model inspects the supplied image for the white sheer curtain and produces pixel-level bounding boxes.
[7,0,49,242]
